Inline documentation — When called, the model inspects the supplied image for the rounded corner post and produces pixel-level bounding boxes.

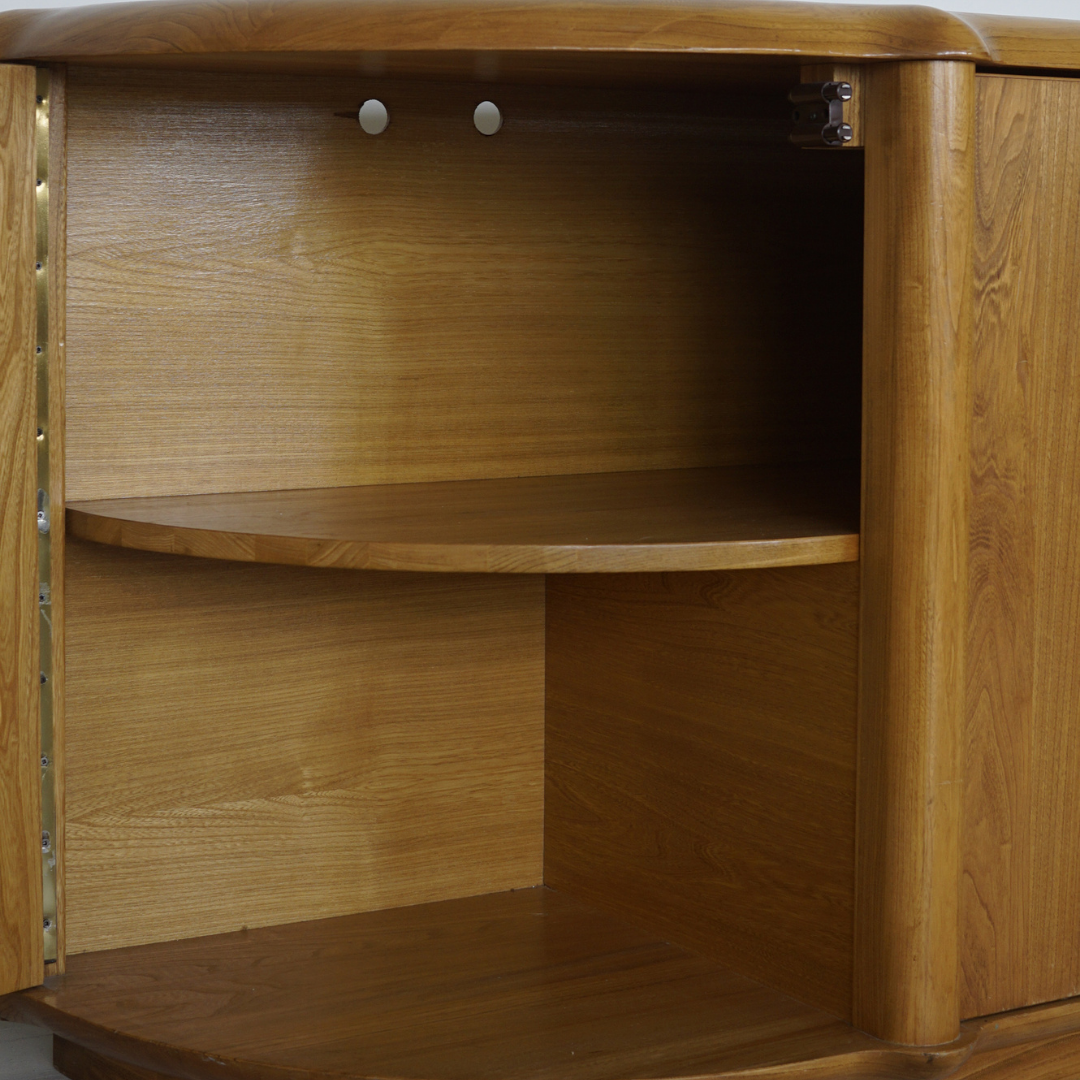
[855,59,976,1048]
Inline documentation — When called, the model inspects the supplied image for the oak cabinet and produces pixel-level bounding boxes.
[0,4,1079,1079]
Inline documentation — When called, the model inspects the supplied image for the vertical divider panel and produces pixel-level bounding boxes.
[545,565,860,1020]
[0,62,44,996]
[855,60,975,1047]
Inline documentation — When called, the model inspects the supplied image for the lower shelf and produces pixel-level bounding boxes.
[2,887,979,1080]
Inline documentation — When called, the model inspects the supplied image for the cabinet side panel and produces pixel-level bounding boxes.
[63,540,544,953]
[545,565,858,1021]
[963,74,1080,1017]
[63,66,863,501]
[0,62,43,995]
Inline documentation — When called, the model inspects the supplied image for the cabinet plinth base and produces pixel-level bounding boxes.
[54,1039,168,1080]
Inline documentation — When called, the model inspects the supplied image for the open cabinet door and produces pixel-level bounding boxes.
[0,62,44,996]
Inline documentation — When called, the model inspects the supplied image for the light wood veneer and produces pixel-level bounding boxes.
[4,6,1080,1078]
[61,539,544,954]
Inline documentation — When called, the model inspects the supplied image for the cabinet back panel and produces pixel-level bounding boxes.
[964,74,1080,1017]
[63,539,544,954]
[63,66,863,501]
[545,564,859,1021]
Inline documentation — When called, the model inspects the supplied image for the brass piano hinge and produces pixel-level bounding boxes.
[35,66,57,965]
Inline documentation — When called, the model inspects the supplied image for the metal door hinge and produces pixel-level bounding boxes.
[789,82,854,148]
[35,66,58,966]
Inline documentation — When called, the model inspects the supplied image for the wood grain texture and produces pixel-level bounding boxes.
[963,74,1080,1018]
[61,538,544,954]
[545,564,858,1020]
[855,60,975,1046]
[61,65,863,502]
[67,464,859,574]
[1,888,978,1080]
[0,0,994,69]
[46,62,67,978]
[963,15,1080,73]
[0,62,44,998]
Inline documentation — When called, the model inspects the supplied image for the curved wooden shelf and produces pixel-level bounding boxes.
[0,0,1076,75]
[0,887,979,1080]
[66,464,859,574]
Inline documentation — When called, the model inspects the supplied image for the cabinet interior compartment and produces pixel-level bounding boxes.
[47,58,868,1080]
[62,64,863,502]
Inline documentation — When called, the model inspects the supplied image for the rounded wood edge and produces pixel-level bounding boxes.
[0,0,997,66]
[969,997,1080,1054]
[25,984,1080,1075]
[955,13,1080,70]
[3,995,981,1080]
[853,58,975,1046]
[65,508,859,574]
[28,993,1080,1080]
[17,988,1080,1080]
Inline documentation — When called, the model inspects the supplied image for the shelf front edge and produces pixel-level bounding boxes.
[65,509,859,574]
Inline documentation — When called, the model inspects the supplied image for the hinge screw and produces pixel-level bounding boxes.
[41,830,51,853]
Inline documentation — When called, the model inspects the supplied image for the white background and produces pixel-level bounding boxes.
[0,0,1075,18]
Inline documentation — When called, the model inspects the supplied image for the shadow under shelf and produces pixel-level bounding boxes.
[65,463,859,574]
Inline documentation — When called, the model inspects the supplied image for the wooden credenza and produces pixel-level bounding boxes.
[1,3,1079,1077]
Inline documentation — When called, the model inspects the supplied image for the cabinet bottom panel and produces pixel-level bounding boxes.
[0,886,1028,1080]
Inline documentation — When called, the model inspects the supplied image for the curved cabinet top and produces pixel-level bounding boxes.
[0,0,1076,73]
